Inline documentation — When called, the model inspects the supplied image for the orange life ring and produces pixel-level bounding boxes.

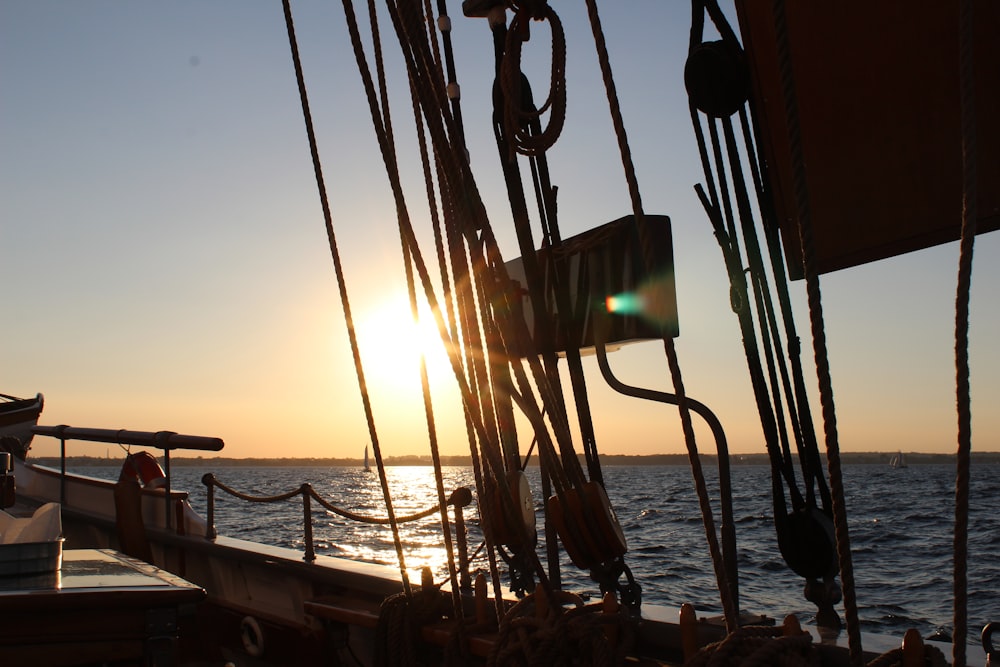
[119,451,167,489]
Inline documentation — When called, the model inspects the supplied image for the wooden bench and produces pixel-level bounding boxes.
[305,596,498,657]
[304,596,380,629]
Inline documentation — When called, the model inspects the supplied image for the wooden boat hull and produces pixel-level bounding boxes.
[11,453,983,666]
[0,394,43,449]
[11,456,401,664]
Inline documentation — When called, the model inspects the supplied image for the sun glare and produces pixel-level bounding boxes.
[355,292,455,395]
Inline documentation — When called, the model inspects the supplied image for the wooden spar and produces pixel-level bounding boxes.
[32,425,224,452]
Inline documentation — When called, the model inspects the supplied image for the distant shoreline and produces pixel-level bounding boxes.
[32,451,1000,468]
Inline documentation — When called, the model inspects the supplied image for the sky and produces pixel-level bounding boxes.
[2,1,997,461]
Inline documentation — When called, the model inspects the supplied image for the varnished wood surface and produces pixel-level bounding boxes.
[0,549,204,666]
[0,548,204,611]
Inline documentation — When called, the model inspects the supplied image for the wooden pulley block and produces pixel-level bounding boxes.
[547,481,627,570]
[491,469,537,549]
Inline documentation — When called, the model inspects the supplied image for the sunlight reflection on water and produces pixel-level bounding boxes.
[74,463,1000,645]
[307,466,478,584]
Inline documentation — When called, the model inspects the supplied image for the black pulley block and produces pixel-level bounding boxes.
[776,505,838,581]
[684,40,750,118]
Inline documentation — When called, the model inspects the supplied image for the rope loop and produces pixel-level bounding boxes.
[499,2,567,158]
[205,473,467,525]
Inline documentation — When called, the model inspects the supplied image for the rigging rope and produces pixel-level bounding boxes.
[351,0,514,622]
[347,0,598,618]
[282,0,412,599]
[583,0,737,632]
[433,0,466,150]
[953,0,978,664]
[688,0,832,513]
[737,106,830,512]
[769,0,861,661]
[686,0,845,632]
[403,112,466,622]
[366,0,466,622]
[491,0,709,607]
[418,10,640,599]
[701,115,805,512]
[489,6,608,498]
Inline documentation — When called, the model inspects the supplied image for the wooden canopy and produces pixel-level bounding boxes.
[735,1,999,277]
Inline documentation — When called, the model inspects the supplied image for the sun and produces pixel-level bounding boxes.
[354,291,456,397]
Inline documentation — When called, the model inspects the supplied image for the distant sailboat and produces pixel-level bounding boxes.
[890,451,907,469]
[363,445,371,473]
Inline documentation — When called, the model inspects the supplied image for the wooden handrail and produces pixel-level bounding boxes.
[32,424,224,527]
[32,425,224,452]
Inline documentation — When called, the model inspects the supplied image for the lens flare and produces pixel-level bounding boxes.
[606,293,646,315]
[605,272,676,331]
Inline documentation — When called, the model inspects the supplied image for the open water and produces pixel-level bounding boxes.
[80,463,998,646]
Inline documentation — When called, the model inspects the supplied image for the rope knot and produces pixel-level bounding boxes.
[509,0,550,23]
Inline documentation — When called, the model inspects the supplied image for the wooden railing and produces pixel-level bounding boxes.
[32,424,224,525]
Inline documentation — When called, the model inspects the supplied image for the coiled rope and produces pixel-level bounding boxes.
[375,581,454,667]
[866,646,947,667]
[686,622,819,667]
[488,590,634,667]
[499,1,567,158]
